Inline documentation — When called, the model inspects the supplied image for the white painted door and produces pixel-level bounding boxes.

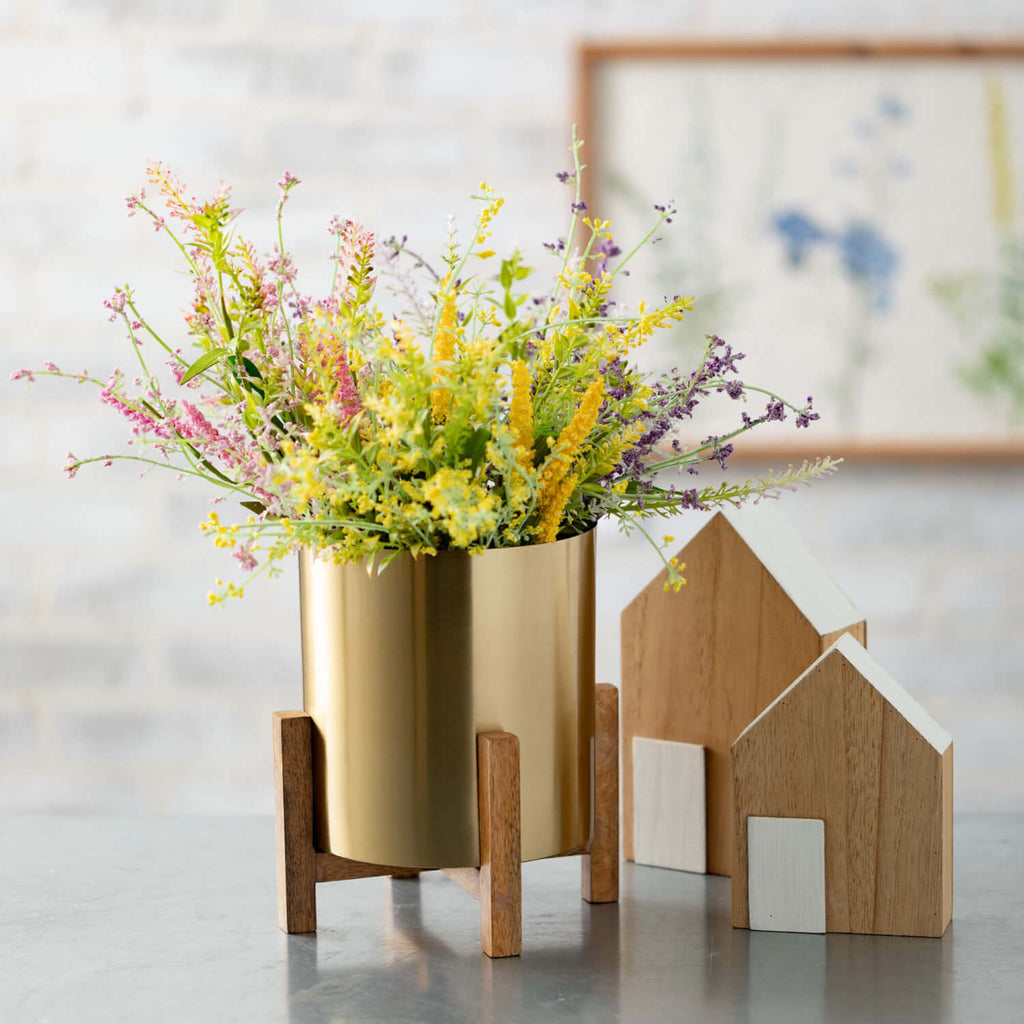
[747,816,826,933]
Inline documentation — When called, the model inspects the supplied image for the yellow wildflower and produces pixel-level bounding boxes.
[509,360,534,471]
[535,375,605,526]
[536,471,578,544]
[431,285,458,423]
[392,319,417,351]
[421,467,500,547]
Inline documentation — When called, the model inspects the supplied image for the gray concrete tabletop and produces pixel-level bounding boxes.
[1,813,1022,1023]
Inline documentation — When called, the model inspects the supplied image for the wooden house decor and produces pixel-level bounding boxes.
[732,634,953,937]
[622,507,865,876]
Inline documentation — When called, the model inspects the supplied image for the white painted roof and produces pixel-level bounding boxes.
[720,506,862,635]
[736,632,953,754]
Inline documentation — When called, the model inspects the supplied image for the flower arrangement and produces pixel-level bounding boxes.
[12,134,835,602]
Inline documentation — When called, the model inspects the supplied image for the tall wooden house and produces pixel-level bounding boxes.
[622,507,865,876]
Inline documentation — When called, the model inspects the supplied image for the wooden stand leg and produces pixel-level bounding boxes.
[274,701,605,955]
[274,711,318,933]
[477,732,522,958]
[583,683,620,904]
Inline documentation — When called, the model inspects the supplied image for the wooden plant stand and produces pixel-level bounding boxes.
[274,683,619,958]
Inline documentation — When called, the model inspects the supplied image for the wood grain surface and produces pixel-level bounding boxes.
[274,711,318,933]
[315,853,418,884]
[477,731,522,958]
[583,683,620,903]
[622,513,866,876]
[441,867,481,899]
[731,641,953,937]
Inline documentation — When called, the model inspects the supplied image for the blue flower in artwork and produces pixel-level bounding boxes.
[854,118,878,141]
[772,209,828,267]
[838,220,899,310]
[879,94,908,121]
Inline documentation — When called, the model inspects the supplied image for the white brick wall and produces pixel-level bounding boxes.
[3,0,1023,816]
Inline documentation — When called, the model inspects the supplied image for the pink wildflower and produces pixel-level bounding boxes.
[104,290,127,321]
[332,349,363,420]
[146,161,199,224]
[178,400,221,443]
[100,389,160,435]
[232,544,258,573]
[277,172,300,215]
[329,218,376,300]
[268,248,297,283]
[63,453,80,479]
[10,369,34,382]
[167,353,193,386]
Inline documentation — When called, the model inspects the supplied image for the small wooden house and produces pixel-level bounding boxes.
[622,507,865,876]
[731,633,953,937]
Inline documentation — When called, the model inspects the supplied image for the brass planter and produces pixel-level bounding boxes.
[298,529,596,869]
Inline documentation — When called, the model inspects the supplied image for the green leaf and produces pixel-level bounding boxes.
[504,293,517,320]
[240,500,266,515]
[180,349,228,385]
[240,357,263,380]
[463,426,491,471]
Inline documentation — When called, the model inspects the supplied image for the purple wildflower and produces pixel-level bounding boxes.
[796,396,820,429]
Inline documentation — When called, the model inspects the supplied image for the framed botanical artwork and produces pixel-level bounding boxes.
[578,40,1024,460]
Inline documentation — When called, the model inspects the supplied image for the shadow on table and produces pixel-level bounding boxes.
[281,873,623,1023]
[280,864,955,1023]
[620,862,954,1023]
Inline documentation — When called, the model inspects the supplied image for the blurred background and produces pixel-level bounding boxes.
[2,0,1023,819]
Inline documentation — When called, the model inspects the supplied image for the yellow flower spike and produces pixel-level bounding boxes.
[476,249,496,260]
[663,535,675,544]
[536,471,578,544]
[535,375,605,528]
[509,360,535,471]
[431,285,459,424]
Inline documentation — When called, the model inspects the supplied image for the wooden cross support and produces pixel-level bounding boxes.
[274,683,619,958]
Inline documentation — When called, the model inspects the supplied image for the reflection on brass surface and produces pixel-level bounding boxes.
[299,529,596,868]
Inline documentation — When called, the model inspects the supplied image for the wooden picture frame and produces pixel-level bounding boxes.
[577,40,1024,462]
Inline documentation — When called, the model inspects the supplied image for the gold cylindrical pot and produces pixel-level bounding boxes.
[298,528,596,869]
